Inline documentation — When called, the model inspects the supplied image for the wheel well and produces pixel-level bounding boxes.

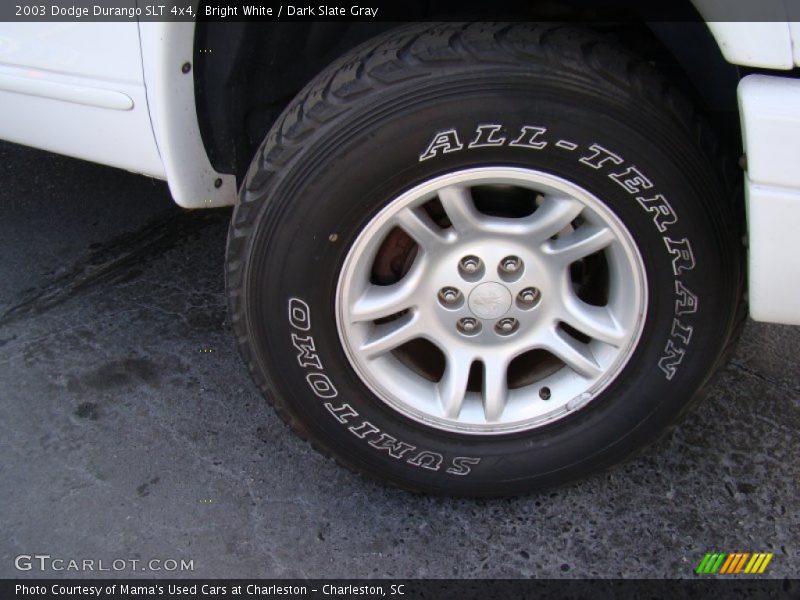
[194,4,741,181]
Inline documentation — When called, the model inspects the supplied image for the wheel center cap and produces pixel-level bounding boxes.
[468,282,512,320]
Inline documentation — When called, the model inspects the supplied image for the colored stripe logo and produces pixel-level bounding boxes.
[696,552,773,574]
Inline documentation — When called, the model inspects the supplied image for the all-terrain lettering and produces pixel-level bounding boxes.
[419,129,464,161]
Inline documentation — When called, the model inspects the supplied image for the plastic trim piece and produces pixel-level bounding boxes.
[702,22,794,69]
[691,0,794,69]
[739,75,800,325]
[0,67,134,110]
[138,21,236,208]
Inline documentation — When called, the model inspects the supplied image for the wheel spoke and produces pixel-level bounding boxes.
[438,185,485,235]
[561,295,626,347]
[394,207,451,252]
[438,351,472,418]
[544,223,615,264]
[541,328,603,378]
[350,259,425,322]
[519,195,584,241]
[360,312,422,358]
[481,354,510,422]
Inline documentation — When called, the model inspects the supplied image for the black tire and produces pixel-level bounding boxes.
[226,22,743,496]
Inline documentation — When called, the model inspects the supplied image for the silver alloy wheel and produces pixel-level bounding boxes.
[336,167,647,434]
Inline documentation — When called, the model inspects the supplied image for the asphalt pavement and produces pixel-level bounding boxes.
[0,141,797,579]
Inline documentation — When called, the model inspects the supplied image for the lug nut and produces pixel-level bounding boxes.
[438,287,461,306]
[459,256,482,274]
[518,287,541,306]
[495,318,519,335]
[457,318,480,335]
[499,255,522,274]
